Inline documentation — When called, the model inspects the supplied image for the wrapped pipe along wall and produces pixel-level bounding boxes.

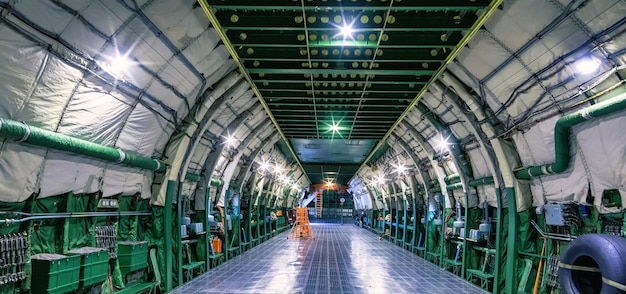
[0,0,624,294]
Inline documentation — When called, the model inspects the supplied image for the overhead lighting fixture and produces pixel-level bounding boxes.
[224,134,237,147]
[273,165,284,175]
[259,160,271,172]
[339,24,354,39]
[575,56,601,75]
[376,175,386,186]
[394,163,407,175]
[330,123,340,133]
[100,50,132,79]
[434,134,452,154]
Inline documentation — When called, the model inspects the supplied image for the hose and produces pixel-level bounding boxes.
[530,219,576,241]
[533,237,547,294]
[0,211,151,224]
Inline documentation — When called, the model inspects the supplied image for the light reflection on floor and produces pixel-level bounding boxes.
[172,223,487,294]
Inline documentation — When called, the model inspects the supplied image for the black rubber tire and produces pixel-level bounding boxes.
[559,234,626,294]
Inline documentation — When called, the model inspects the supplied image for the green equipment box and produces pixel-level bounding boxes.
[117,241,149,276]
[31,253,81,294]
[67,247,109,289]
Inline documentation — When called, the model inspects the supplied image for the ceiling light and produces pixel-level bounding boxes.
[259,160,271,171]
[330,124,340,132]
[434,134,452,154]
[100,51,132,79]
[575,56,601,75]
[273,165,284,175]
[395,164,407,174]
[339,23,354,39]
[224,134,237,147]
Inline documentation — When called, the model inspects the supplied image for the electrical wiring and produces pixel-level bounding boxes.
[497,66,626,138]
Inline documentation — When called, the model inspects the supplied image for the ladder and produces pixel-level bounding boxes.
[315,191,323,218]
[288,208,314,239]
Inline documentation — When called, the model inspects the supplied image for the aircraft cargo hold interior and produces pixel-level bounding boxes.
[0,0,626,293]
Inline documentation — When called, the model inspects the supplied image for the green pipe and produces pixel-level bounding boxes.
[444,173,461,184]
[445,177,495,190]
[493,189,502,294]
[224,190,230,261]
[402,197,408,245]
[416,103,473,178]
[0,118,166,172]
[461,193,469,279]
[411,186,418,249]
[176,181,184,287]
[185,173,201,182]
[204,186,211,269]
[164,180,176,291]
[446,183,464,191]
[469,177,494,186]
[439,194,445,267]
[184,173,225,186]
[505,187,517,294]
[515,93,626,179]
[394,193,400,245]
[210,178,224,187]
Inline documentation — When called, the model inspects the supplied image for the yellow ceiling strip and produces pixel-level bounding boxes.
[198,0,311,184]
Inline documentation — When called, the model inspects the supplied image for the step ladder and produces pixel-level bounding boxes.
[288,208,314,239]
[315,191,322,218]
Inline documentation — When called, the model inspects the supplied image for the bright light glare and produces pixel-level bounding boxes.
[273,165,284,175]
[101,52,131,79]
[259,160,271,171]
[434,134,451,154]
[340,24,354,38]
[330,124,340,132]
[326,180,333,187]
[224,134,237,147]
[575,57,601,75]
[395,164,407,174]
[376,175,386,185]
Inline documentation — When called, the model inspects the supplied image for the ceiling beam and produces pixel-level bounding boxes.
[222,27,469,32]
[264,96,414,101]
[254,80,428,85]
[356,0,503,179]
[213,5,486,12]
[277,120,397,124]
[267,103,406,107]
[232,43,456,49]
[247,68,435,75]
[198,0,311,184]
[243,57,443,63]
[271,109,404,113]
[260,88,420,94]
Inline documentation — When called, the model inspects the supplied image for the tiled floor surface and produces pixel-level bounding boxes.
[172,223,487,294]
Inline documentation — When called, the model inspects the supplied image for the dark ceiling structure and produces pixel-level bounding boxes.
[206,0,495,185]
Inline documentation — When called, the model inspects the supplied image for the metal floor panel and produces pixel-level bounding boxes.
[172,224,487,294]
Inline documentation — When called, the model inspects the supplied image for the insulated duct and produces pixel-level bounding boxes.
[515,93,626,179]
[446,176,494,190]
[0,118,166,172]
[444,173,461,184]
